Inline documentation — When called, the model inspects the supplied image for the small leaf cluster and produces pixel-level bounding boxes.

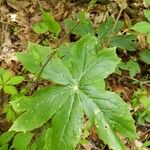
[33,11,61,37]
[131,90,150,126]
[0,68,24,96]
[0,131,32,150]
[132,9,150,44]
[132,6,150,65]
[118,60,141,78]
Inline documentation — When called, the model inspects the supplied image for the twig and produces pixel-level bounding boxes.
[121,75,150,87]
[37,0,43,11]
[36,21,80,82]
[0,20,16,26]
[107,8,123,45]
[0,90,4,106]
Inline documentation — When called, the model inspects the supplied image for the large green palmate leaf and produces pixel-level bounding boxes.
[10,86,71,131]
[11,35,137,150]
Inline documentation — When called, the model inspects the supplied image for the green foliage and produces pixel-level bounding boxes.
[3,104,16,122]
[142,141,150,149]
[144,9,150,22]
[0,132,32,150]
[145,0,150,5]
[11,132,32,150]
[0,131,15,145]
[132,8,150,44]
[9,35,137,150]
[64,12,95,37]
[139,49,150,64]
[118,60,141,78]
[97,17,124,42]
[65,14,136,51]
[0,68,24,95]
[17,42,51,75]
[97,17,136,51]
[3,8,149,150]
[131,90,150,126]
[132,21,150,33]
[33,11,61,37]
[110,35,136,51]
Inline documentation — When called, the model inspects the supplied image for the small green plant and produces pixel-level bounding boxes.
[131,90,150,126]
[118,60,141,78]
[145,0,150,5]
[8,35,137,150]
[0,131,32,150]
[2,6,148,149]
[33,10,61,37]
[132,5,150,44]
[139,49,150,64]
[0,68,24,96]
[0,68,24,123]
[65,12,136,51]
[132,5,150,73]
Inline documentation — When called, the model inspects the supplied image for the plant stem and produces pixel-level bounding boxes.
[0,90,4,106]
[36,21,80,82]
[121,75,150,87]
[107,8,123,45]
[0,20,15,26]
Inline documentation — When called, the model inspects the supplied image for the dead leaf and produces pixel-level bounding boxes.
[115,0,127,9]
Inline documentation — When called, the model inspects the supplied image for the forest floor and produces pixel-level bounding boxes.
[0,0,150,150]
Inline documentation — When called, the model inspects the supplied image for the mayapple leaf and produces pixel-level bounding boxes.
[27,42,51,61]
[11,35,137,150]
[80,87,137,150]
[10,86,70,132]
[67,35,98,80]
[0,68,5,76]
[79,47,120,85]
[50,93,83,150]
[147,32,150,44]
[80,92,125,150]
[17,42,51,74]
[80,86,137,139]
[67,35,120,83]
[42,57,75,85]
[17,52,41,74]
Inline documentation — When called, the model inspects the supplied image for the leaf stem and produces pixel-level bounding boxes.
[36,21,80,82]
[121,75,150,87]
[107,8,123,45]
